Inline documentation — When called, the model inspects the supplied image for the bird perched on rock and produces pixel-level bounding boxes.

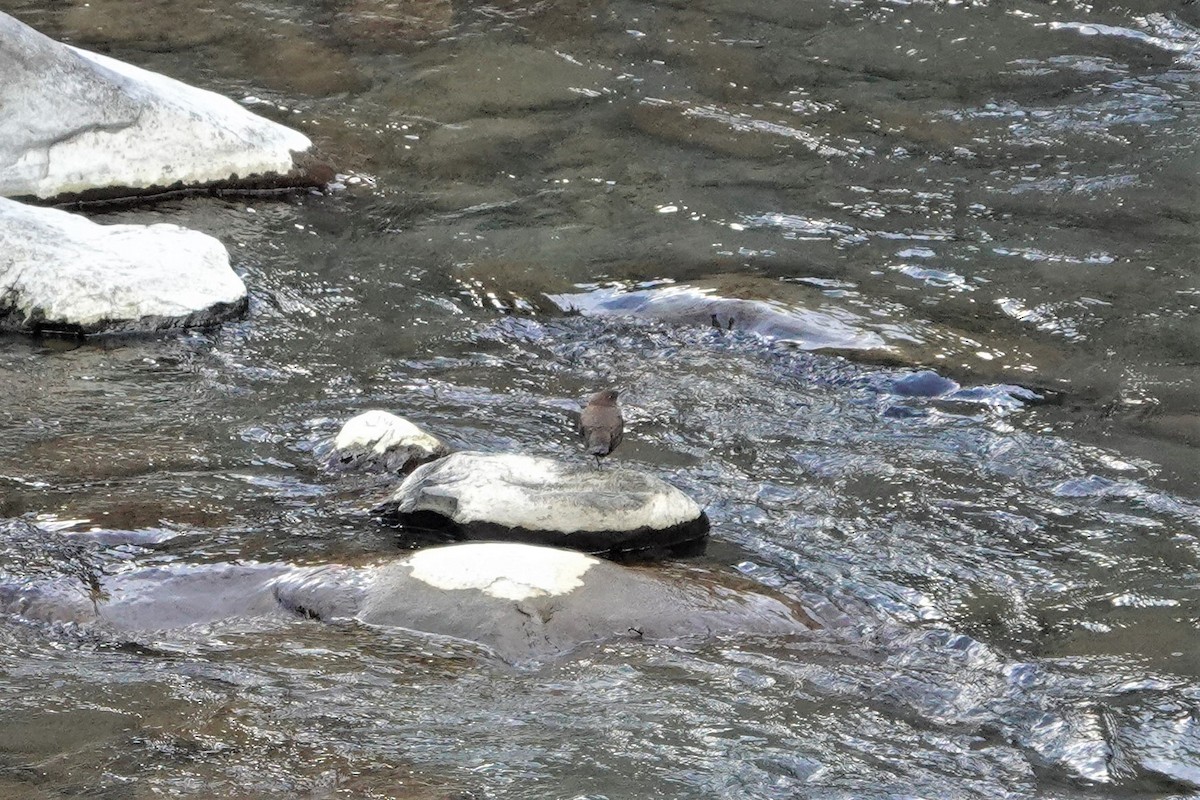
[579,389,624,464]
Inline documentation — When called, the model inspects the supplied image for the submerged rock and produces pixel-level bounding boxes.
[0,535,815,664]
[0,11,316,201]
[345,543,814,663]
[325,410,451,474]
[275,542,815,664]
[0,197,247,334]
[548,277,892,353]
[332,0,453,47]
[547,274,1070,393]
[394,43,609,123]
[373,451,710,556]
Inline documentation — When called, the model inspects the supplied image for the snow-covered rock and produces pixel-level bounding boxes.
[0,197,246,334]
[373,451,709,556]
[0,11,315,200]
[325,410,450,474]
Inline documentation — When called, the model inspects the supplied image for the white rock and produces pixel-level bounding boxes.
[0,11,311,199]
[394,452,701,531]
[374,451,709,555]
[0,197,246,333]
[327,409,450,473]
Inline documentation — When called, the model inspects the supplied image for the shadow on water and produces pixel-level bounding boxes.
[1,0,1199,795]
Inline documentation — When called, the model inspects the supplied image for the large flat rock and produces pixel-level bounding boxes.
[0,528,814,664]
[0,197,247,334]
[0,11,314,200]
[549,278,890,352]
[394,43,610,123]
[372,451,710,556]
[346,543,813,663]
[547,274,1069,395]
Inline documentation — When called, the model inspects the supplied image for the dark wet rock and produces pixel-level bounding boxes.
[238,35,368,97]
[1135,413,1200,449]
[805,10,1078,94]
[420,118,549,180]
[0,11,315,201]
[0,564,292,632]
[890,370,959,397]
[342,543,814,663]
[0,532,815,663]
[324,410,450,474]
[548,277,890,353]
[62,0,233,50]
[631,97,860,161]
[373,452,709,556]
[60,0,366,95]
[880,405,928,420]
[879,370,1043,410]
[0,197,247,335]
[13,431,215,481]
[547,274,1071,395]
[332,0,454,47]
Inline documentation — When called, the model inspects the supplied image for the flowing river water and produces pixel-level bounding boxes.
[2,0,1200,796]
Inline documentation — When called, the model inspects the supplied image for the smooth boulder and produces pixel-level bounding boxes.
[0,11,314,200]
[325,410,450,474]
[372,451,710,556]
[0,197,247,334]
[283,543,814,663]
[0,539,815,664]
[545,275,1069,393]
[547,278,890,353]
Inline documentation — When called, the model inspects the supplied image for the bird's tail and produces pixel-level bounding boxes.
[586,434,611,456]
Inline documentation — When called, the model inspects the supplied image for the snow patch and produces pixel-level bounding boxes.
[404,542,598,600]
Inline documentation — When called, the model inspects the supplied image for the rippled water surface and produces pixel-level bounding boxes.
[2,0,1200,796]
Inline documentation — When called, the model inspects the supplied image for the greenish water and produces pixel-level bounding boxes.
[1,0,1199,796]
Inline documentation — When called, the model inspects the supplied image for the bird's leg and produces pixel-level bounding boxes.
[594,455,602,469]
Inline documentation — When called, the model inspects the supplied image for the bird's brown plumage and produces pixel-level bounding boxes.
[579,389,624,458]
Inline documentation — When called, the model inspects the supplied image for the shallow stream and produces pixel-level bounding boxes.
[1,0,1199,796]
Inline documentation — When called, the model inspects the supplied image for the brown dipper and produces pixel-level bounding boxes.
[579,389,624,461]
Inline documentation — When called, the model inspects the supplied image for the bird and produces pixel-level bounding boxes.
[579,389,624,465]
